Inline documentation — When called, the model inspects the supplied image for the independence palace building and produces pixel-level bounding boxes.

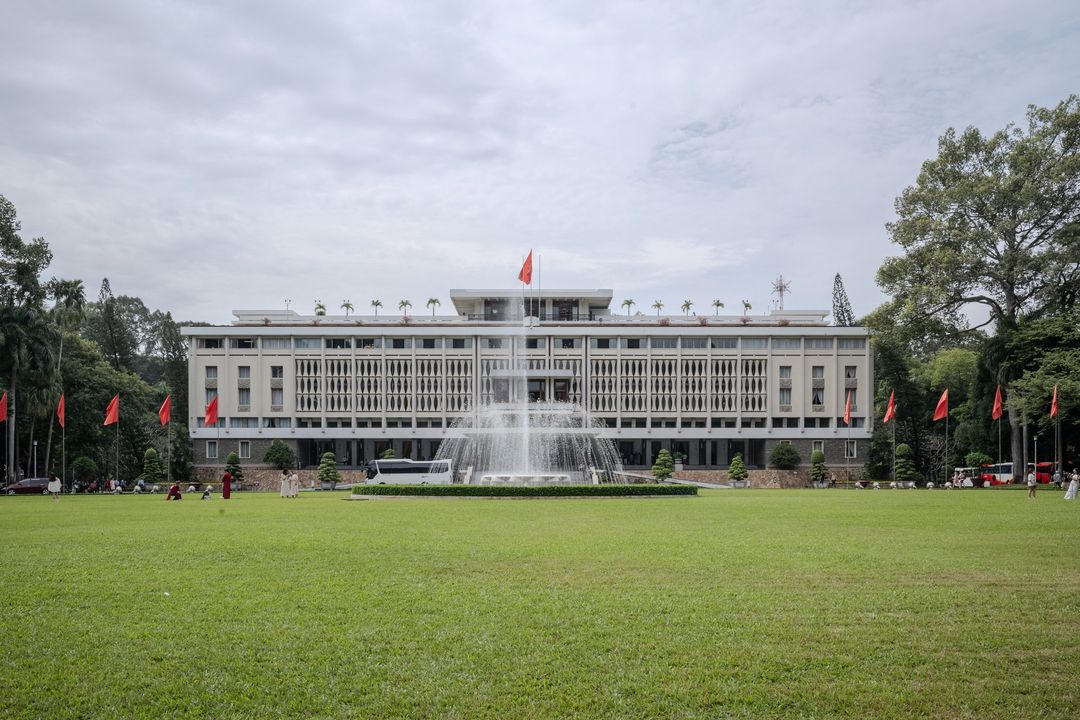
[182,289,872,473]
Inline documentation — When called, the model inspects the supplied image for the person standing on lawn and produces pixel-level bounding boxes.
[279,469,290,498]
[1065,469,1079,501]
[48,474,61,501]
[1027,467,1037,499]
[222,470,232,500]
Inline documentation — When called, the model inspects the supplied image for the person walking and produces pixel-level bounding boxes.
[222,470,232,500]
[288,471,300,498]
[279,469,290,498]
[1027,467,1037,499]
[1065,469,1079,501]
[48,474,61,501]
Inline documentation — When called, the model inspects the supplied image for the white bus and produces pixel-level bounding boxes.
[366,459,454,485]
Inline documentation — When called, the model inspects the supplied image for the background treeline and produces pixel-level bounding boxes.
[860,95,1080,481]
[1,194,199,483]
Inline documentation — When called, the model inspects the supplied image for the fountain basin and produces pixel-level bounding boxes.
[479,473,572,486]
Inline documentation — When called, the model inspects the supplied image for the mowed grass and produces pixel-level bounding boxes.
[2,490,1079,719]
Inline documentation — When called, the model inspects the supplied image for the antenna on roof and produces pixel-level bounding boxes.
[770,275,791,311]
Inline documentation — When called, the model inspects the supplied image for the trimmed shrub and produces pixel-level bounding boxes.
[894,444,921,485]
[224,452,244,484]
[352,484,697,497]
[652,448,675,480]
[318,452,340,489]
[810,449,828,484]
[142,448,163,484]
[72,456,98,482]
[381,448,395,460]
[769,443,801,470]
[264,440,295,471]
[728,453,749,482]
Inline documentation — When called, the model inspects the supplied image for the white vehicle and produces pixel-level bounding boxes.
[366,459,453,485]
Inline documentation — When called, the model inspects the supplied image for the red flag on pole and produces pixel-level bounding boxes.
[1051,384,1059,418]
[0,391,7,422]
[932,388,949,421]
[843,391,851,425]
[57,394,65,429]
[205,395,218,426]
[883,390,896,424]
[103,394,119,426]
[159,395,171,427]
[517,250,533,285]
[992,385,1003,420]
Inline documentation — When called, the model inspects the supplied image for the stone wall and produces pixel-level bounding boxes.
[193,466,368,492]
[672,466,864,488]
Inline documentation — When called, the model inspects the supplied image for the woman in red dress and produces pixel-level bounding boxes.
[222,471,232,499]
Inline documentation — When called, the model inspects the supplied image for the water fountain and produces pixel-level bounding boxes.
[434,401,625,485]
[433,302,625,485]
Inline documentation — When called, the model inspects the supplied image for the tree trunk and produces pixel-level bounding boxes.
[43,334,64,477]
[6,372,15,483]
[1009,403,1024,482]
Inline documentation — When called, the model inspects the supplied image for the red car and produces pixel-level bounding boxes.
[3,478,51,495]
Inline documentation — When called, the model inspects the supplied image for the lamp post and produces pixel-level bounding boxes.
[33,440,38,478]
[1034,434,1039,480]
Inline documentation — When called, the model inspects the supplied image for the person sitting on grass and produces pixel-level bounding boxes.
[166,482,182,501]
[201,485,213,500]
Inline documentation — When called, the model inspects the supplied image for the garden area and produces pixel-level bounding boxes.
[2,489,1078,718]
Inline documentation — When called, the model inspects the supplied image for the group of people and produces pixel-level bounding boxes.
[166,470,234,501]
[279,469,301,498]
[1027,467,1080,499]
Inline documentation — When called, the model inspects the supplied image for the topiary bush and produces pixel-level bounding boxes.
[224,452,244,484]
[352,484,697,497]
[381,448,395,460]
[264,439,295,471]
[728,453,749,482]
[810,449,828,484]
[769,443,801,470]
[318,451,340,489]
[894,444,921,485]
[72,456,98,483]
[652,448,675,480]
[142,448,163,484]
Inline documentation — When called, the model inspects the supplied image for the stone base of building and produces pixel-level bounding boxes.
[673,467,864,487]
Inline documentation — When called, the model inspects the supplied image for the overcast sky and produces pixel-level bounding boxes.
[1,0,1077,323]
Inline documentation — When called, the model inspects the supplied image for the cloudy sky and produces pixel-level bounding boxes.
[1,0,1077,323]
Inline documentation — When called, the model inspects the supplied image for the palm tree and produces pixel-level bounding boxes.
[621,299,635,316]
[43,279,85,475]
[681,300,693,316]
[399,299,412,317]
[314,302,326,316]
[651,300,664,317]
[426,298,441,317]
[712,299,725,316]
[0,304,58,482]
[370,299,382,318]
[341,300,353,319]
[741,299,752,315]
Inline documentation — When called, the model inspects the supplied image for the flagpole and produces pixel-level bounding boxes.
[891,417,896,483]
[167,414,171,483]
[945,412,949,486]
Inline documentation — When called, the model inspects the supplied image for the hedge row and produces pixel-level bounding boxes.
[351,483,698,497]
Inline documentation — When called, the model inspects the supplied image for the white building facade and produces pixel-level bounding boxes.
[182,289,872,472]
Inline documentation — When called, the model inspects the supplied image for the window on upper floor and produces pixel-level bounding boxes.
[591,338,615,349]
[262,338,291,350]
[390,338,412,350]
[838,338,866,349]
[805,338,833,349]
[772,338,801,349]
[779,366,792,379]
[621,338,644,349]
[357,337,381,349]
[205,366,218,380]
[681,337,707,349]
[845,365,857,379]
[484,338,504,349]
[650,337,677,349]
[230,338,255,349]
[420,338,442,349]
[238,366,250,379]
[294,338,320,349]
[711,337,737,349]
[325,338,351,349]
[271,366,283,379]
[450,338,472,349]
[198,338,223,349]
[742,338,768,349]
[557,338,581,349]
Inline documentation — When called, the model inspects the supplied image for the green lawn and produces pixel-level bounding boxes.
[2,489,1078,719]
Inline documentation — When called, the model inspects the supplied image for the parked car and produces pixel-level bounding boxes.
[4,478,51,495]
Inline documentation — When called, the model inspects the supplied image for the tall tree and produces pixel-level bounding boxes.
[43,279,86,475]
[877,96,1080,475]
[0,304,57,481]
[0,194,52,308]
[832,273,855,326]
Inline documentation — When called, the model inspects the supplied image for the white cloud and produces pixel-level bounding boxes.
[0,0,1077,321]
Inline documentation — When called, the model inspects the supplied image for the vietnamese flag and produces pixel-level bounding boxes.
[992,385,1003,421]
[883,390,896,424]
[103,394,119,426]
[159,395,171,427]
[1051,384,1059,419]
[932,388,949,421]
[517,250,533,285]
[57,394,65,429]
[843,390,851,426]
[0,391,7,422]
[205,395,218,427]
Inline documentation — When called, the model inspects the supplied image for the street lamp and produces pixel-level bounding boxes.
[33,440,38,478]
